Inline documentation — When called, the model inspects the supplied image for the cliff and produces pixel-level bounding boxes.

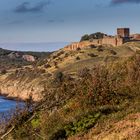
[0,74,45,101]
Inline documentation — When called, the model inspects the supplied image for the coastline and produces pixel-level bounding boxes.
[0,93,26,102]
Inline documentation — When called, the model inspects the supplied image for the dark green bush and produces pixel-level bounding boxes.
[76,56,80,60]
[97,45,104,52]
[49,129,66,140]
[54,71,64,82]
[110,49,117,55]
[88,53,97,57]
[1,69,7,74]
[80,34,89,42]
[64,112,101,136]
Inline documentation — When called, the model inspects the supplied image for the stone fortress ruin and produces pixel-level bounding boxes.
[64,28,140,51]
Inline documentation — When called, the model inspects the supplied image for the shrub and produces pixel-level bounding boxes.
[76,56,80,60]
[89,32,106,39]
[89,44,97,48]
[54,71,64,82]
[31,118,40,129]
[1,69,7,74]
[97,45,104,52]
[110,49,117,55]
[64,112,101,136]
[88,53,97,57]
[76,48,81,51]
[49,129,66,140]
[44,64,51,68]
[64,53,69,58]
[80,34,89,42]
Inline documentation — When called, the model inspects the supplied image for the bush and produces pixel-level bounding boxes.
[80,34,89,42]
[110,49,117,55]
[64,112,101,136]
[49,129,66,140]
[89,44,97,48]
[64,53,69,58]
[76,48,81,51]
[97,45,104,52]
[1,69,7,74]
[80,32,106,42]
[44,64,51,68]
[89,32,106,39]
[76,56,80,60]
[88,53,97,57]
[54,71,64,82]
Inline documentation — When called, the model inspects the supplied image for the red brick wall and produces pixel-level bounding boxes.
[117,28,130,37]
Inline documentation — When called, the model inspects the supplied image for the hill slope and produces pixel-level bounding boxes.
[0,42,140,140]
[0,48,51,71]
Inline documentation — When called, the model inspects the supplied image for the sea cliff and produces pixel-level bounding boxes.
[0,74,45,101]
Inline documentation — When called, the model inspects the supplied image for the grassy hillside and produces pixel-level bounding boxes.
[36,42,138,74]
[0,48,51,71]
[0,42,140,140]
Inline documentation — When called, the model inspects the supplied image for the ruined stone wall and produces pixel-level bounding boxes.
[64,41,96,51]
[131,34,140,40]
[92,39,101,45]
[64,37,125,51]
[116,37,124,46]
[102,37,124,46]
[102,37,117,46]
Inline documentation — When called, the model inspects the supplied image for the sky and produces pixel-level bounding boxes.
[0,0,140,43]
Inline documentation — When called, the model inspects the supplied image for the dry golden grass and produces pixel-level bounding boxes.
[40,42,138,74]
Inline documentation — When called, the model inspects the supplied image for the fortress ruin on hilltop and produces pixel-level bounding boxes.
[64,28,140,51]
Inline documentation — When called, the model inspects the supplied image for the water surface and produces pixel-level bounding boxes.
[0,42,69,52]
[0,96,22,114]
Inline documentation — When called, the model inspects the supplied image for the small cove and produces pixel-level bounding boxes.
[0,96,24,114]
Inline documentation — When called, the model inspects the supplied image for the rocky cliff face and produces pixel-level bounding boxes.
[0,48,52,101]
[22,55,36,62]
[0,74,45,101]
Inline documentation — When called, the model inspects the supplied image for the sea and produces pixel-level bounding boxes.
[0,42,69,114]
[0,42,69,52]
[0,96,21,114]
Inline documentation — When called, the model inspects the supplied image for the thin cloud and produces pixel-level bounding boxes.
[111,0,140,5]
[14,1,51,13]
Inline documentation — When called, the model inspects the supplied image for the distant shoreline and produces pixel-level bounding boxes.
[0,42,70,52]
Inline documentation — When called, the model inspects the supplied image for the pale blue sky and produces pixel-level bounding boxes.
[0,0,140,43]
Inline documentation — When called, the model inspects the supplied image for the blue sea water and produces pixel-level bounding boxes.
[0,42,69,52]
[0,96,21,113]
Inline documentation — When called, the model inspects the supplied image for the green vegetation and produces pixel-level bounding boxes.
[0,48,51,71]
[64,112,101,136]
[80,32,107,42]
[0,43,140,140]
[0,53,139,140]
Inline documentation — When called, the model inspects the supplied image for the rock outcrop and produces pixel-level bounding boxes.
[0,75,45,101]
[22,55,36,62]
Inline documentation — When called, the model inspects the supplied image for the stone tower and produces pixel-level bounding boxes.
[117,28,130,38]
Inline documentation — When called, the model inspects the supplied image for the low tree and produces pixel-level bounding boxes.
[80,34,89,42]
